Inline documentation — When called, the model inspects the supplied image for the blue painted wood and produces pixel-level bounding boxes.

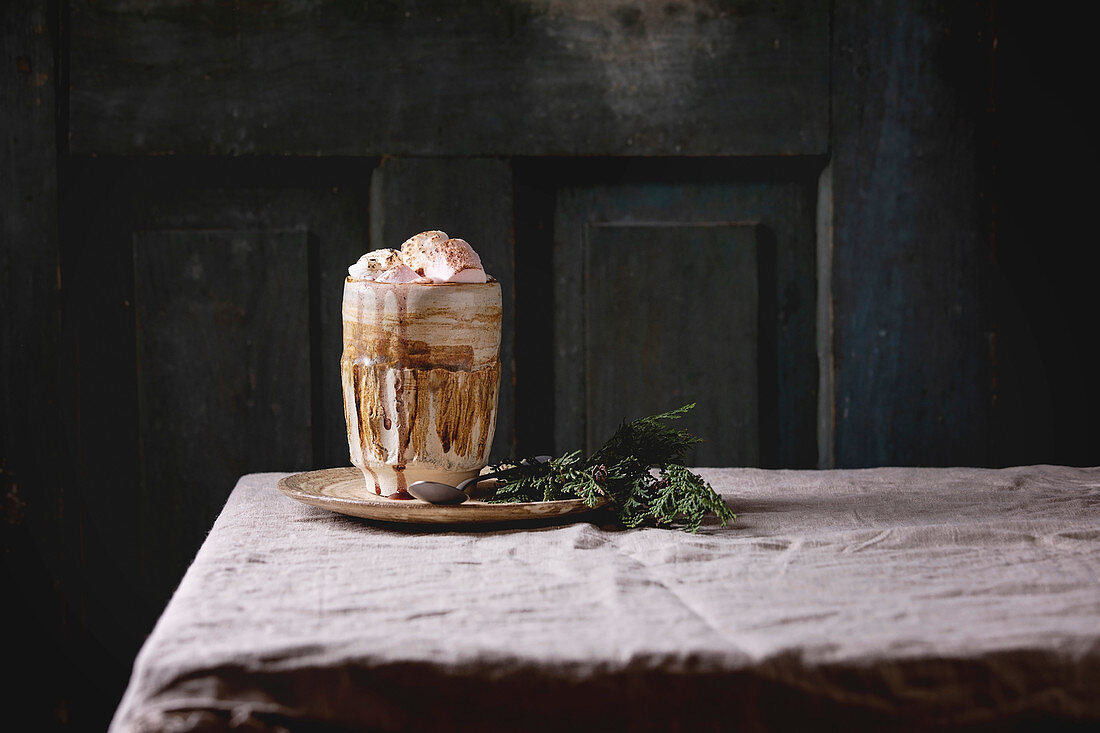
[830,1,995,467]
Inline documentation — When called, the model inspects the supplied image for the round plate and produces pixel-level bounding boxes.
[277,467,608,525]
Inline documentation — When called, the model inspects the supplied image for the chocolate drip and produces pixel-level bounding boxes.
[350,363,500,466]
[364,465,381,495]
[352,363,365,453]
[393,289,410,495]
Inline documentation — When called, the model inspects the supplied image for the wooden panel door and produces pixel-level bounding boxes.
[552,165,819,468]
[584,223,768,466]
[61,158,373,667]
[133,229,313,571]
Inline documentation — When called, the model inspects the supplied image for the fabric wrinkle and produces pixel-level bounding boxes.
[109,466,1100,731]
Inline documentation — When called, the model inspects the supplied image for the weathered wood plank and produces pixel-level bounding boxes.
[370,157,516,460]
[511,161,562,459]
[1,0,72,727]
[69,0,829,156]
[553,165,817,467]
[585,224,764,466]
[830,2,995,466]
[133,229,313,598]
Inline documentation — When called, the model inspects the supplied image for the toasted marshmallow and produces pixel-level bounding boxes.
[348,248,404,280]
[442,265,489,284]
[402,232,487,283]
[376,263,431,284]
[399,230,449,276]
[349,232,490,286]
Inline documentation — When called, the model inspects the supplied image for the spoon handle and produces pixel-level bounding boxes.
[456,469,513,493]
[458,456,553,492]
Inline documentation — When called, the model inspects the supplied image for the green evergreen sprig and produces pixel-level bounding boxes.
[488,404,736,532]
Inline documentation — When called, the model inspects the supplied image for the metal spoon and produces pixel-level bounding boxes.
[407,456,552,505]
[406,474,488,505]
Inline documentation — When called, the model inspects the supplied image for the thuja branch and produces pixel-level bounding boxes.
[488,404,736,532]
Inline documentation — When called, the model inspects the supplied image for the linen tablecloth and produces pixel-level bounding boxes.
[111,466,1100,731]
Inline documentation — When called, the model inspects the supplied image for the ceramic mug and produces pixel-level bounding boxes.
[341,278,501,496]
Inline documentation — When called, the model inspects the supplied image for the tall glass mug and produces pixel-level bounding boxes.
[341,278,501,497]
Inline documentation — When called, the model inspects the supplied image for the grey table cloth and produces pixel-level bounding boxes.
[111,466,1100,731]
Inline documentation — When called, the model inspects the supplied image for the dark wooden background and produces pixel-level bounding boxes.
[3,1,1097,729]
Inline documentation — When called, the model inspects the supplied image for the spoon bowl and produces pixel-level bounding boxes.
[406,477,477,504]
[406,457,552,505]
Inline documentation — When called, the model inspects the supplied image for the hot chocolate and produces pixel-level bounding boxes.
[341,232,501,497]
